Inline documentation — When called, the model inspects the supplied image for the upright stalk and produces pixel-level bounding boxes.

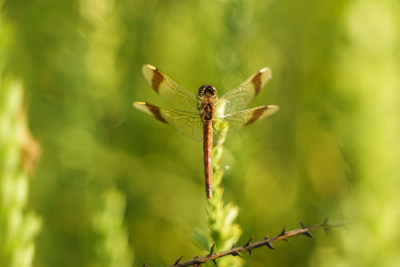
[0,77,41,267]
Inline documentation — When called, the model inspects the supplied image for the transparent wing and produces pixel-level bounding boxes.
[142,64,200,113]
[215,67,272,117]
[214,105,279,137]
[133,101,203,142]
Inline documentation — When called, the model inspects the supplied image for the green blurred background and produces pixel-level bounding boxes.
[0,0,399,266]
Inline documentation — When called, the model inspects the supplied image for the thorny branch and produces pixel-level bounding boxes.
[144,218,346,267]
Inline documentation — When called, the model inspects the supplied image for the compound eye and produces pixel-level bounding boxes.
[198,85,206,96]
[198,84,217,96]
[208,85,216,95]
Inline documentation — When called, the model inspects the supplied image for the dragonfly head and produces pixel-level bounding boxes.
[198,84,217,98]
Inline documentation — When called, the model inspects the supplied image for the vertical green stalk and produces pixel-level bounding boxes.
[194,126,243,267]
[0,77,41,267]
[89,188,134,267]
[0,4,41,265]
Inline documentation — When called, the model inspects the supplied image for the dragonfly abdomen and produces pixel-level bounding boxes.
[200,90,216,199]
[203,120,213,199]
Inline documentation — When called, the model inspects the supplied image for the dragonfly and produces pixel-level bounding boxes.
[134,64,279,199]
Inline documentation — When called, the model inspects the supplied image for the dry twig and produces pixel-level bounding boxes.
[145,218,345,267]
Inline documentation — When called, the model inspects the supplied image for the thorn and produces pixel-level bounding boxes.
[265,241,275,250]
[303,231,314,239]
[231,251,242,257]
[300,222,306,228]
[323,216,330,227]
[209,242,216,256]
[280,226,288,242]
[244,237,253,247]
[264,234,269,240]
[244,237,253,255]
[174,255,184,265]
[280,226,286,236]
[212,259,218,266]
[323,217,330,234]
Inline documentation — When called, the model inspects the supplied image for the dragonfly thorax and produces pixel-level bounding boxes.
[198,84,217,98]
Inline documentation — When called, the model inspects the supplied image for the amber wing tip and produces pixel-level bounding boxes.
[133,101,145,108]
[269,104,279,111]
[259,67,272,78]
[142,64,156,77]
[142,63,156,70]
[265,105,279,116]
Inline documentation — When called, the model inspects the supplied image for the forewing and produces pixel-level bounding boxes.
[215,105,279,137]
[133,101,203,142]
[142,64,200,113]
[216,67,272,116]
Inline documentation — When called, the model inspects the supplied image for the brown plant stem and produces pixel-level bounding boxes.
[154,218,345,267]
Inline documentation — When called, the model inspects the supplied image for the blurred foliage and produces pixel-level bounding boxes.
[0,0,399,266]
[0,76,42,266]
[0,6,42,266]
[89,188,133,266]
